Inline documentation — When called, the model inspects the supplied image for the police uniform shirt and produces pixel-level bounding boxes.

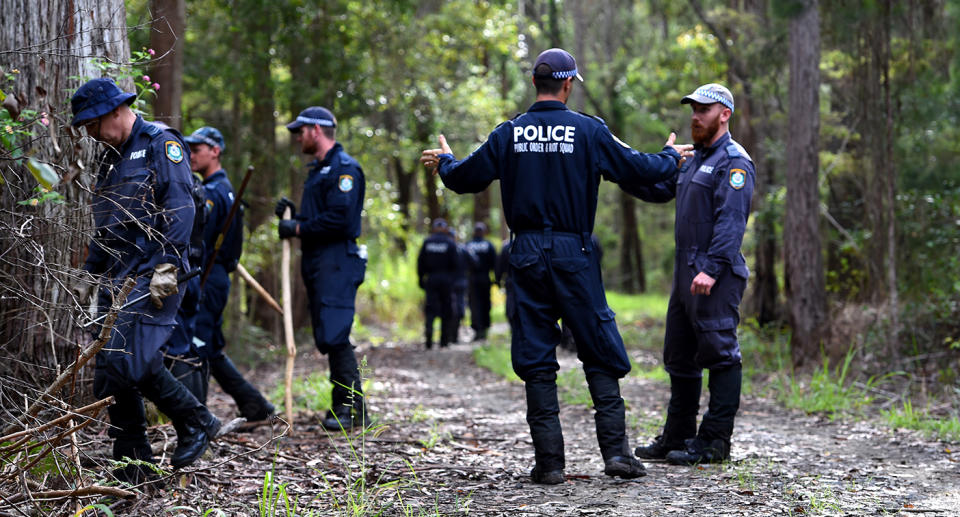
[417,233,458,283]
[435,100,682,234]
[625,131,755,277]
[465,238,496,283]
[201,169,239,266]
[83,116,195,324]
[296,142,364,257]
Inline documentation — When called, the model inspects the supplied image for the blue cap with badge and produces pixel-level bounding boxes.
[532,48,583,82]
[184,126,225,151]
[70,78,136,127]
[285,106,337,132]
[681,83,735,113]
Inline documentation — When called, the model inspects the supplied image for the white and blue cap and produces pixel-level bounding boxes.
[681,83,735,113]
[184,126,225,151]
[532,48,583,82]
[286,106,337,132]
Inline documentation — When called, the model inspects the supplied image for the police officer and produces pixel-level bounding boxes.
[69,78,221,480]
[184,126,275,421]
[628,83,755,465]
[276,106,369,430]
[417,218,459,349]
[465,222,496,341]
[421,48,692,484]
[449,227,470,344]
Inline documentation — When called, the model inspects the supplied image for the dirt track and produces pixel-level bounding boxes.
[113,327,959,516]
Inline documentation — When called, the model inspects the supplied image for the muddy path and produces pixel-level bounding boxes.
[114,327,958,516]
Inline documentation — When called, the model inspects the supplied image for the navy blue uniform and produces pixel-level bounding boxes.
[465,236,496,339]
[627,131,754,449]
[290,142,367,423]
[84,116,211,465]
[417,232,459,348]
[436,100,681,468]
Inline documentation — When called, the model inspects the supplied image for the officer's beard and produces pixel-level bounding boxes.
[691,112,721,147]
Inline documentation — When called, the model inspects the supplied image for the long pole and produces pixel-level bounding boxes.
[235,263,283,315]
[199,165,255,291]
[281,207,296,430]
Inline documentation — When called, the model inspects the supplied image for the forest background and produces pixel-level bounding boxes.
[1,0,959,443]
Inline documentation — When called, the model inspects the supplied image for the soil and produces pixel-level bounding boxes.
[95,325,960,516]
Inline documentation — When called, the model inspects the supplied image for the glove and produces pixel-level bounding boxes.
[278,219,298,239]
[149,263,179,309]
[275,197,296,219]
[71,270,96,302]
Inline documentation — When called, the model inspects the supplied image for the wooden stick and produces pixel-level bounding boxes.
[0,397,114,445]
[235,263,283,315]
[2,278,134,437]
[281,207,296,432]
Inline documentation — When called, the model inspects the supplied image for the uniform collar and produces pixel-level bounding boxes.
[118,115,147,155]
[309,142,343,170]
[527,100,569,112]
[203,168,227,184]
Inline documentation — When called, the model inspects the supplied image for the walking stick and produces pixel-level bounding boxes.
[235,263,283,315]
[199,165,255,291]
[281,206,296,430]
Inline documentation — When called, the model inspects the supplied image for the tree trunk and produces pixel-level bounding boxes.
[0,0,130,401]
[785,0,828,368]
[619,193,643,293]
[148,0,185,129]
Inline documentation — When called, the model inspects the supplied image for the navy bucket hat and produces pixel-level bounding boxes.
[184,126,226,151]
[70,78,136,127]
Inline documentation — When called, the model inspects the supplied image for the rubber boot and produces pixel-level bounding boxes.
[585,370,645,479]
[525,371,565,482]
[209,352,275,421]
[141,368,221,468]
[635,374,701,459]
[322,346,369,430]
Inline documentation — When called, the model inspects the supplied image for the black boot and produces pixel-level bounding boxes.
[112,439,157,484]
[141,368,221,468]
[585,370,645,479]
[635,374,701,459]
[666,364,741,465]
[209,352,275,421]
[525,371,565,482]
[425,319,434,350]
[322,346,369,430]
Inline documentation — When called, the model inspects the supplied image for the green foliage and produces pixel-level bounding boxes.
[881,400,960,442]
[73,504,114,517]
[269,370,372,416]
[472,334,520,383]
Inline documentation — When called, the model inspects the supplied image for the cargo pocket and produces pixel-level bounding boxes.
[693,316,738,368]
[593,306,630,377]
[508,252,546,283]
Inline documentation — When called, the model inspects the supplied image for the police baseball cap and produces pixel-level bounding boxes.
[474,222,487,233]
[532,48,583,82]
[184,126,225,151]
[681,83,735,113]
[286,106,337,132]
[70,78,136,127]
[431,218,448,230]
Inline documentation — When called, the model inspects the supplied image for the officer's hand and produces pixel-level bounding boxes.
[278,219,298,239]
[149,263,179,309]
[665,132,694,167]
[71,270,96,303]
[690,272,716,296]
[275,197,296,219]
[420,134,453,174]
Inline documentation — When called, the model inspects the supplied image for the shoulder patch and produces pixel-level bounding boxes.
[205,198,215,210]
[338,174,354,192]
[725,144,740,157]
[729,168,747,190]
[165,140,184,163]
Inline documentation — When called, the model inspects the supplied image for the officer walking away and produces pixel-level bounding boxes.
[628,83,754,465]
[420,48,692,484]
[276,107,370,431]
[495,239,515,335]
[465,222,496,341]
[449,227,470,344]
[69,78,221,481]
[184,126,275,421]
[417,218,459,349]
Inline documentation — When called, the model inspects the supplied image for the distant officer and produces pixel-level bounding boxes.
[184,126,275,421]
[628,83,755,465]
[416,218,458,349]
[276,107,369,430]
[449,227,470,344]
[70,78,220,480]
[465,222,496,341]
[421,48,692,484]
[495,239,515,335]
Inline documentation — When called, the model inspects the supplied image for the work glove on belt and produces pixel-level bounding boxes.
[71,270,96,303]
[149,263,179,309]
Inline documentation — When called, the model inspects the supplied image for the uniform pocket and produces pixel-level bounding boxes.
[731,264,750,280]
[593,306,631,376]
[551,255,589,273]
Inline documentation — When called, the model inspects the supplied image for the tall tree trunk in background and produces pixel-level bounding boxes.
[148,0,184,129]
[880,0,898,351]
[785,0,827,368]
[0,0,130,399]
[423,167,441,221]
[474,191,491,228]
